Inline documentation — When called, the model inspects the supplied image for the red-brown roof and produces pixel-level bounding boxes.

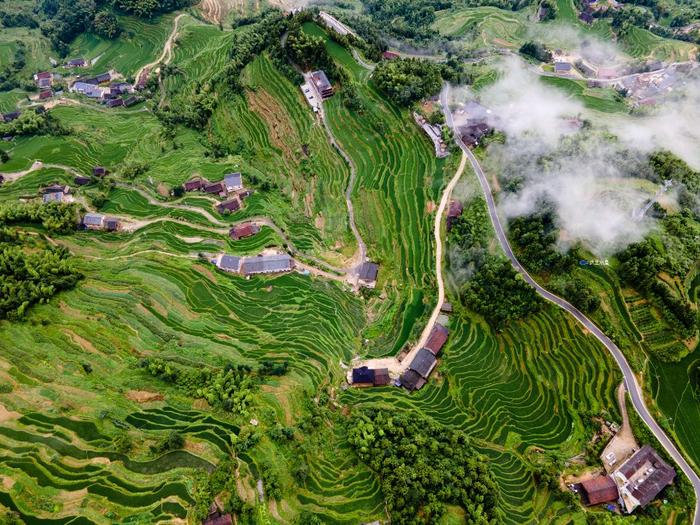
[203,514,232,525]
[230,223,259,240]
[581,476,619,505]
[382,51,400,60]
[424,323,448,355]
[36,71,52,79]
[447,200,463,218]
[184,179,203,191]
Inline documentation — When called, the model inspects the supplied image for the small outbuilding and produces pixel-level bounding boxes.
[580,476,619,506]
[217,199,241,214]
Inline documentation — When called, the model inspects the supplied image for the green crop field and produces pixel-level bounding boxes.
[433,6,529,47]
[1,6,698,524]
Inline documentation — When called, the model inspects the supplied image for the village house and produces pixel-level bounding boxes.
[424,323,449,356]
[106,98,124,108]
[310,70,334,100]
[71,82,103,99]
[399,348,438,391]
[123,96,139,107]
[357,262,379,288]
[241,254,294,276]
[82,213,105,230]
[204,181,226,196]
[74,175,91,186]
[554,62,573,75]
[215,253,294,277]
[183,178,204,192]
[580,475,619,506]
[2,111,20,123]
[38,90,53,100]
[224,172,243,192]
[382,51,400,60]
[351,366,391,387]
[446,200,463,230]
[229,222,260,240]
[104,217,120,231]
[217,198,241,214]
[41,184,71,204]
[460,122,491,148]
[613,445,675,513]
[93,166,106,177]
[66,58,87,68]
[34,71,53,89]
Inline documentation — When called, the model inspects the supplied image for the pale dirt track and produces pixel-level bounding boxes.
[133,13,186,90]
[351,151,468,377]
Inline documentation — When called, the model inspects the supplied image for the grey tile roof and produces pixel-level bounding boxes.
[224,172,242,189]
[358,262,379,281]
[241,254,293,275]
[83,213,104,226]
[409,348,437,378]
[219,255,241,271]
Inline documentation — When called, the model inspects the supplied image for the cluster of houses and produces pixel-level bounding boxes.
[398,323,449,391]
[213,252,295,277]
[578,445,676,514]
[301,70,334,113]
[413,112,449,158]
[455,101,494,148]
[41,183,73,204]
[82,213,120,232]
[69,72,138,108]
[182,172,250,214]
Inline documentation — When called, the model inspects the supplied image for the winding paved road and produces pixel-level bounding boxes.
[441,85,700,523]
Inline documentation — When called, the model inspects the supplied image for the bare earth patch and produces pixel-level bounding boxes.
[193,263,218,284]
[62,329,98,354]
[126,390,164,403]
[0,403,22,422]
[1,476,15,490]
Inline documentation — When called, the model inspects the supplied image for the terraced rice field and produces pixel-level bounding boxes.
[432,7,528,48]
[302,23,449,355]
[620,25,697,61]
[342,306,622,523]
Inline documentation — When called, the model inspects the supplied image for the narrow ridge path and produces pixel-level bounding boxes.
[441,84,700,524]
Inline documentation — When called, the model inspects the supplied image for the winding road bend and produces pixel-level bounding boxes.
[441,85,700,524]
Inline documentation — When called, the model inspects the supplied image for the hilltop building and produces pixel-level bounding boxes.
[613,445,675,513]
[357,262,379,288]
[310,70,334,99]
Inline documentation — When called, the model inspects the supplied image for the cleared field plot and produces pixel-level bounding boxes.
[620,26,697,61]
[540,76,628,113]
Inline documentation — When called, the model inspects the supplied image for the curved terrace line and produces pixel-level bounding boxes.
[440,84,700,525]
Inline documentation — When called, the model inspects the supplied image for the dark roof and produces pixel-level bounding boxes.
[440,302,453,313]
[230,223,259,240]
[2,111,20,122]
[36,71,52,79]
[618,445,675,508]
[123,96,138,106]
[310,70,332,92]
[203,514,233,525]
[74,175,91,185]
[581,476,619,505]
[184,179,203,191]
[93,166,106,176]
[67,58,86,66]
[447,200,463,218]
[204,181,226,194]
[409,348,437,378]
[217,199,241,212]
[358,262,379,282]
[399,369,426,391]
[104,218,119,231]
[352,366,375,384]
[106,98,124,107]
[424,323,449,355]
[460,122,491,147]
[42,183,67,194]
[240,254,293,275]
[373,368,391,386]
[39,90,53,99]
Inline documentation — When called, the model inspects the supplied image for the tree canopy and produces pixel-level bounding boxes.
[373,58,442,106]
[347,409,501,524]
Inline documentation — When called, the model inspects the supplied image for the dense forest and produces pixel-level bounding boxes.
[373,58,443,106]
[449,198,542,328]
[347,409,501,524]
